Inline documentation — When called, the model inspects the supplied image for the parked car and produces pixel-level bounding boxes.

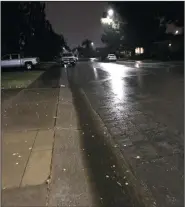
[74,55,78,61]
[60,53,76,67]
[1,54,40,70]
[106,54,117,62]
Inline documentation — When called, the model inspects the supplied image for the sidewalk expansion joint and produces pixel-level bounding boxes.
[46,68,62,206]
[19,130,39,187]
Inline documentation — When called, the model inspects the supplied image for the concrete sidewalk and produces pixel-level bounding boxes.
[2,130,53,189]
[48,87,95,207]
[2,68,95,206]
[2,66,60,206]
[2,87,58,206]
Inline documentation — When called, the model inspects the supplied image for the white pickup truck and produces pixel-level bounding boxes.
[60,52,77,67]
[1,54,40,70]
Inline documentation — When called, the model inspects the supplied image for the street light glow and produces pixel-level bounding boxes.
[108,9,114,17]
[175,30,179,34]
[91,42,94,46]
[101,17,113,25]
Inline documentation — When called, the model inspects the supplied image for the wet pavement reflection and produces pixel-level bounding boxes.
[75,61,184,135]
[71,60,184,206]
[71,88,136,207]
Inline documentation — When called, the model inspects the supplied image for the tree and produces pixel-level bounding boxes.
[111,2,184,48]
[2,2,23,54]
[81,39,94,57]
[2,2,68,60]
[81,39,93,49]
[101,6,125,52]
[101,23,124,51]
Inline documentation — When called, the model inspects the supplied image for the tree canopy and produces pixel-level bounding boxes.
[101,7,125,51]
[2,2,68,60]
[81,39,93,49]
[81,39,95,57]
[102,2,184,49]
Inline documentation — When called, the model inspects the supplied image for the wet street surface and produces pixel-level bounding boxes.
[75,61,184,136]
[69,86,137,207]
[72,61,183,134]
[69,60,184,207]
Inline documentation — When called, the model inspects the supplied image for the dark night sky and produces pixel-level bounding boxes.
[45,2,108,48]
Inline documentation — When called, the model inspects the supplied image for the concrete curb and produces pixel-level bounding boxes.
[78,88,157,207]
[46,69,96,207]
[46,67,64,206]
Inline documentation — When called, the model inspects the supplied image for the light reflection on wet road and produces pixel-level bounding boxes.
[72,60,184,206]
[75,61,184,135]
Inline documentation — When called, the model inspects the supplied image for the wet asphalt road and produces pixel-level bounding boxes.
[70,87,137,207]
[73,60,184,135]
[66,60,184,206]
